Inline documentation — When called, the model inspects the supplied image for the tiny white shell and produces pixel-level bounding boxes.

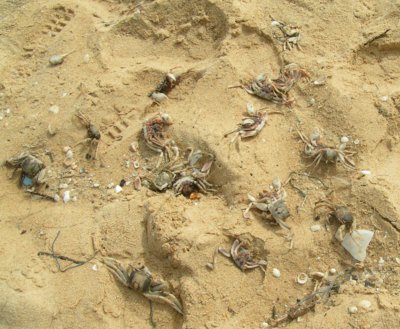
[63,190,71,203]
[360,170,371,176]
[92,264,98,271]
[246,102,256,115]
[115,185,123,193]
[310,271,325,279]
[133,160,140,169]
[380,95,388,102]
[272,268,281,278]
[296,273,308,285]
[329,268,337,275]
[348,306,358,314]
[310,224,321,232]
[65,149,74,159]
[48,105,59,114]
[340,136,349,144]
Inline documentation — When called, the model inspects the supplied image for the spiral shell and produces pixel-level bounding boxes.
[296,273,308,285]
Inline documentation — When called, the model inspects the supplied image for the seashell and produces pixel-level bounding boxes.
[272,268,281,278]
[310,224,321,232]
[348,306,358,314]
[133,160,140,169]
[296,273,308,285]
[329,268,337,275]
[49,51,74,66]
[246,102,256,115]
[115,185,123,193]
[65,149,74,159]
[130,142,138,152]
[340,136,349,144]
[63,190,71,203]
[151,92,168,103]
[360,170,371,176]
[309,271,325,279]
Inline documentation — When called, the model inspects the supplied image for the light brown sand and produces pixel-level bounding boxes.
[1,1,400,328]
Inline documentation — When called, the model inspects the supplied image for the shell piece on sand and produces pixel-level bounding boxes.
[338,229,374,261]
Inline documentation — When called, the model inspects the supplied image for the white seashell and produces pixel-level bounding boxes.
[65,149,73,159]
[310,224,321,232]
[151,92,168,103]
[296,273,308,285]
[353,139,360,145]
[93,183,100,188]
[63,190,71,203]
[272,268,281,278]
[246,102,256,115]
[133,160,140,169]
[92,264,98,271]
[48,105,59,114]
[348,306,358,314]
[260,321,270,328]
[338,229,374,262]
[340,136,349,144]
[380,95,388,102]
[358,300,372,310]
[329,268,337,275]
[130,142,138,152]
[360,170,371,176]
[49,51,74,65]
[271,20,281,27]
[115,185,123,193]
[310,271,325,279]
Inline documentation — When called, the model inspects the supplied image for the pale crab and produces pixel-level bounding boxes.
[243,64,310,106]
[224,103,268,143]
[218,239,267,273]
[148,72,179,103]
[143,112,179,167]
[271,17,302,51]
[173,148,215,197]
[297,128,356,170]
[104,257,183,314]
[5,152,47,186]
[314,200,355,241]
[244,178,291,229]
[75,111,101,160]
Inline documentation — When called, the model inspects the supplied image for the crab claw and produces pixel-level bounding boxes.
[143,291,183,315]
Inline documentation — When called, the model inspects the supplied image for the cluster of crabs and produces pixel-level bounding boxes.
[2,19,365,322]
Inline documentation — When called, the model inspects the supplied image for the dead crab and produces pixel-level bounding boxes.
[149,71,180,103]
[104,257,183,314]
[297,128,356,170]
[271,17,302,51]
[244,178,291,229]
[314,200,355,241]
[173,148,215,197]
[224,103,269,143]
[143,112,179,167]
[218,239,267,273]
[75,111,101,160]
[243,64,310,106]
[5,152,47,186]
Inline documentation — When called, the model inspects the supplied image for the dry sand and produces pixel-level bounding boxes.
[1,0,400,328]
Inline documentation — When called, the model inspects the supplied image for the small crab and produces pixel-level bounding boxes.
[143,112,179,167]
[104,257,183,314]
[297,128,356,170]
[5,152,47,186]
[224,103,268,143]
[314,200,355,241]
[75,111,101,160]
[148,70,181,103]
[244,178,291,229]
[218,239,267,273]
[243,64,310,106]
[173,149,215,197]
[271,18,302,51]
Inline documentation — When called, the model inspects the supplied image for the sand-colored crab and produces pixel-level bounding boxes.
[75,111,101,160]
[271,18,302,51]
[297,128,356,170]
[143,112,179,166]
[5,152,47,186]
[104,257,183,314]
[243,64,310,106]
[244,178,290,229]
[218,239,267,273]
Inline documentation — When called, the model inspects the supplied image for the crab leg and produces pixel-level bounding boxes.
[143,291,183,314]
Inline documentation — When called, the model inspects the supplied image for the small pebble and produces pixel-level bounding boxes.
[310,224,321,232]
[340,136,349,144]
[272,268,281,278]
[329,268,337,275]
[130,142,138,152]
[358,300,372,310]
[115,185,123,193]
[93,183,100,188]
[348,306,358,314]
[48,105,59,114]
[380,95,388,102]
[63,190,71,203]
[65,149,73,159]
[360,170,371,176]
[260,321,269,328]
[92,264,98,271]
[151,92,168,103]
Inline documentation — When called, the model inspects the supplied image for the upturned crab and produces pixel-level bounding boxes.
[148,72,180,103]
[242,63,310,106]
[218,239,267,273]
[244,178,291,229]
[271,17,302,51]
[5,152,47,186]
[143,112,179,167]
[173,148,215,197]
[297,128,356,170]
[75,111,101,160]
[314,200,355,241]
[103,257,183,314]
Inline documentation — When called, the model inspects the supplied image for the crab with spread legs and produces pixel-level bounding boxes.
[242,63,310,106]
[143,112,179,167]
[173,148,216,197]
[314,200,355,241]
[5,152,47,186]
[297,128,356,170]
[218,239,267,273]
[75,111,101,160]
[103,257,183,314]
[270,17,302,51]
[244,178,291,229]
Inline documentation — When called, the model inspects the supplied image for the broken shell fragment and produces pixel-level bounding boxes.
[296,273,308,285]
